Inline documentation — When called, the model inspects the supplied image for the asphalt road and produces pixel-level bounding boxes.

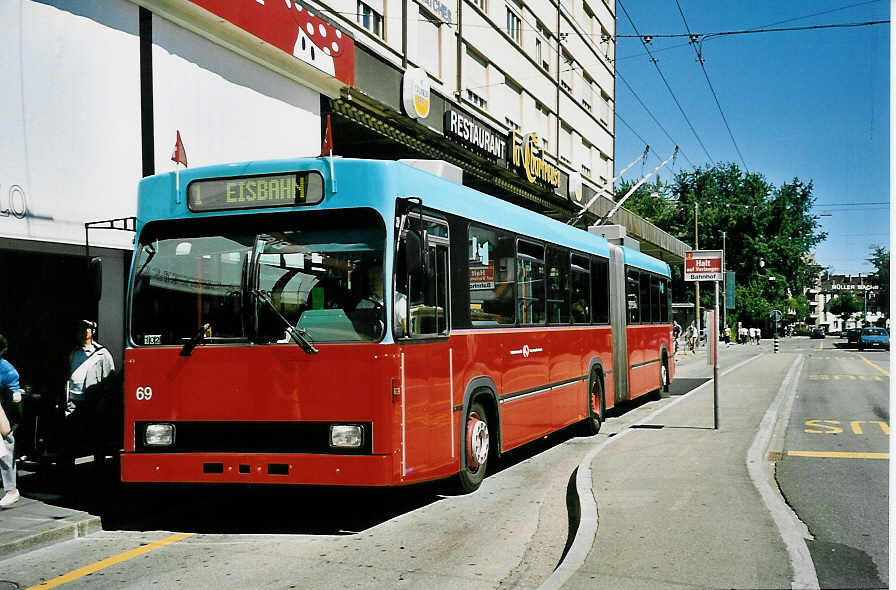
[776,336,890,589]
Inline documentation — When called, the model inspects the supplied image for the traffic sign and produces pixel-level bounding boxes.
[684,250,724,282]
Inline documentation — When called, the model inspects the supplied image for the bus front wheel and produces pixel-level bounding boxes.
[457,401,490,493]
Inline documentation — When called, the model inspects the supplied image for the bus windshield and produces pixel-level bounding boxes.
[130,208,387,347]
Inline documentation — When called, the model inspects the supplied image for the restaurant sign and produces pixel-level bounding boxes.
[444,110,507,161]
[509,131,561,188]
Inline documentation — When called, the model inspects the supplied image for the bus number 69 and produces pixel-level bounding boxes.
[136,386,153,401]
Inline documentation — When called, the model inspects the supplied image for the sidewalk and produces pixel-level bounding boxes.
[0,489,100,559]
[558,347,809,589]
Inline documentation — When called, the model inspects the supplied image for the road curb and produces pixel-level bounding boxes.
[0,513,102,560]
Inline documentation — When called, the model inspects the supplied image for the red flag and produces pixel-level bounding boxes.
[171,130,188,167]
[320,115,333,156]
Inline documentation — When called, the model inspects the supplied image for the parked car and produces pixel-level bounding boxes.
[845,327,862,345]
[810,327,826,339]
[857,327,889,351]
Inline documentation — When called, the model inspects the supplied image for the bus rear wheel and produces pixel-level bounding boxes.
[457,401,490,493]
[661,355,670,392]
[583,375,604,435]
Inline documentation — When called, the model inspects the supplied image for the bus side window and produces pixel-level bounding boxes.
[547,247,570,324]
[400,217,450,337]
[626,269,640,324]
[517,240,545,325]
[468,225,515,326]
[571,253,590,324]
[650,276,661,323]
[591,257,609,324]
[661,278,670,322]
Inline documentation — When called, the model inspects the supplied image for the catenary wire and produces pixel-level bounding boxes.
[618,0,713,163]
[674,0,748,171]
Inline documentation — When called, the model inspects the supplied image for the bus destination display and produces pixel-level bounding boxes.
[188,172,324,211]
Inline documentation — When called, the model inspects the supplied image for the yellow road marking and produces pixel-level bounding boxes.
[788,450,889,460]
[858,354,890,377]
[817,340,823,350]
[26,533,194,589]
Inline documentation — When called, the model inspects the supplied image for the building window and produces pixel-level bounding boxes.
[505,80,523,132]
[536,23,551,71]
[506,6,522,45]
[561,51,574,93]
[536,102,551,152]
[356,0,383,37]
[599,91,610,123]
[418,8,440,75]
[464,48,489,109]
[471,0,487,11]
[582,75,593,111]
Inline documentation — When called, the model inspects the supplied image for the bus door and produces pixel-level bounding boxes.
[395,216,452,479]
[500,239,550,446]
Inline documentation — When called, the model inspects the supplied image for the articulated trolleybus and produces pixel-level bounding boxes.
[122,158,673,492]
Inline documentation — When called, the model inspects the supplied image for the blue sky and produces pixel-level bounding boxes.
[613,1,889,275]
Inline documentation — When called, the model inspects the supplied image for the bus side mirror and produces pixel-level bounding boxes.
[404,230,424,274]
[89,257,103,302]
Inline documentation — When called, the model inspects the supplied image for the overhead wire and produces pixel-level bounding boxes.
[617,0,713,164]
[674,0,748,172]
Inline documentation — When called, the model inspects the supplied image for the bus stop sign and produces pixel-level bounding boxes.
[684,250,724,282]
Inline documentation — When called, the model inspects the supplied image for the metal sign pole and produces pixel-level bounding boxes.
[713,280,719,430]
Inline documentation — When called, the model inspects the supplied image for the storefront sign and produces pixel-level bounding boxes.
[567,171,583,204]
[509,131,561,188]
[187,0,356,86]
[684,250,724,282]
[402,68,431,119]
[444,110,507,160]
[418,0,455,23]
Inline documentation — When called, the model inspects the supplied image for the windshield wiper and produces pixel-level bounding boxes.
[180,323,211,357]
[252,289,318,354]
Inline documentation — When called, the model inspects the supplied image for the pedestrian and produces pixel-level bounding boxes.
[0,334,24,508]
[724,325,731,346]
[66,320,115,417]
[672,320,682,354]
[687,322,697,353]
[756,327,762,345]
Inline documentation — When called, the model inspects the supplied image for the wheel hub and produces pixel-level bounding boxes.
[466,412,489,469]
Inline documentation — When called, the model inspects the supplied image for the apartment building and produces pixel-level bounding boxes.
[807,272,885,333]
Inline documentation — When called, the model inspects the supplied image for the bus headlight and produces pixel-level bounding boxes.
[330,425,363,448]
[144,423,175,447]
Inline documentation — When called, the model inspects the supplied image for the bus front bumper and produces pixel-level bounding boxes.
[121,452,396,486]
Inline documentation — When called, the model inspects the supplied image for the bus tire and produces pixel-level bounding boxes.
[457,400,490,493]
[582,374,604,436]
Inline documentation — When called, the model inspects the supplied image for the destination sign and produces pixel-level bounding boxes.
[188,172,324,211]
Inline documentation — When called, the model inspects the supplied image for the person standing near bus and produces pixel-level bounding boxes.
[0,334,24,508]
[66,320,114,414]
[672,320,682,354]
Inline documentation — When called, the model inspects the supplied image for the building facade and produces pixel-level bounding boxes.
[808,272,884,333]
[3,0,688,403]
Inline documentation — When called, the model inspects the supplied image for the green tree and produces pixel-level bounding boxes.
[618,164,827,328]
[867,245,889,318]
[828,292,862,325]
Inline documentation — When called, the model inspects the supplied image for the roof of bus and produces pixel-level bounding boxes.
[139,157,670,276]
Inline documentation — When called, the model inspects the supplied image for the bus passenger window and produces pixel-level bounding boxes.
[591,257,609,324]
[547,247,570,324]
[650,276,661,323]
[626,269,640,324]
[571,254,590,324]
[660,278,670,322]
[517,240,545,325]
[639,272,651,323]
[468,225,515,326]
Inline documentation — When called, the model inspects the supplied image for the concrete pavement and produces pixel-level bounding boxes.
[0,491,100,559]
[545,341,816,589]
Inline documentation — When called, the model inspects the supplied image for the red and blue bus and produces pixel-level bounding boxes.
[121,158,673,492]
